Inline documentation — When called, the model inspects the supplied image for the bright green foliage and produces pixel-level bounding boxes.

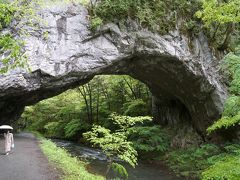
[127,125,169,153]
[83,125,137,178]
[196,0,239,50]
[83,113,170,178]
[111,162,128,179]
[0,2,16,29]
[202,144,240,180]
[224,50,240,95]
[207,114,240,134]
[104,114,169,153]
[40,138,104,180]
[196,0,240,26]
[164,144,221,178]
[0,0,37,73]
[108,113,152,131]
[90,16,103,30]
[83,125,138,167]
[207,47,240,133]
[90,0,201,34]
[0,34,27,73]
[20,89,88,139]
[222,96,240,117]
[0,1,22,73]
[82,113,168,178]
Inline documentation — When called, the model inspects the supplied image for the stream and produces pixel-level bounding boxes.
[51,139,183,180]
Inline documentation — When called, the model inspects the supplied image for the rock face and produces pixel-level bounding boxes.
[0,3,227,134]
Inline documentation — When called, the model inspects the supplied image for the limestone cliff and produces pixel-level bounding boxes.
[0,3,227,134]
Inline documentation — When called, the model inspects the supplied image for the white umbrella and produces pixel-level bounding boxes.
[0,125,13,130]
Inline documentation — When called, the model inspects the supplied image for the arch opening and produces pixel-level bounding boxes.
[0,2,227,136]
[0,53,224,137]
[17,74,196,143]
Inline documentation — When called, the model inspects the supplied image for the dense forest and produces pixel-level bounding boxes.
[0,0,240,179]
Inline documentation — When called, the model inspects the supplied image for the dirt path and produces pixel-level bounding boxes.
[0,132,59,180]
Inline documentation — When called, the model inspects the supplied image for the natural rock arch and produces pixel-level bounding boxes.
[0,3,227,134]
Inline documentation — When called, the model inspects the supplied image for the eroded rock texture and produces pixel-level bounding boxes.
[0,3,227,134]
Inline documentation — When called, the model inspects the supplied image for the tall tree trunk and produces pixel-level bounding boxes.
[86,84,94,124]
[123,77,137,100]
[78,86,91,123]
[96,81,100,124]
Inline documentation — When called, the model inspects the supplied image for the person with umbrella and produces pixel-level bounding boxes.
[0,125,14,155]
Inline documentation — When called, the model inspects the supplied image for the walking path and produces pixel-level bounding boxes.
[0,133,59,180]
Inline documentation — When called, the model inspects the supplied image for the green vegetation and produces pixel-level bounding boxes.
[161,143,240,179]
[0,0,36,73]
[207,47,240,134]
[202,144,240,180]
[83,125,137,178]
[83,113,169,178]
[88,0,239,51]
[0,34,27,73]
[196,1,240,179]
[40,137,104,180]
[200,45,240,180]
[88,0,201,34]
[127,125,169,153]
[196,0,240,25]
[163,144,221,178]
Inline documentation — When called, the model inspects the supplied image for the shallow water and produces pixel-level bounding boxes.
[52,139,183,180]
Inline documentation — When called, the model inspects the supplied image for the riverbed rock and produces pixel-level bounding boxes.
[0,2,228,135]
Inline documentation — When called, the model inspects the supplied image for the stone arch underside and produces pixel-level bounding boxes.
[0,4,227,134]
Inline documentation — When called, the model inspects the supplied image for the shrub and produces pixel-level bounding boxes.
[164,144,221,178]
[127,125,169,153]
[90,16,103,30]
[107,113,152,131]
[44,121,64,137]
[207,46,240,134]
[91,0,201,34]
[202,144,240,180]
[123,99,149,116]
[83,125,138,178]
[64,119,90,139]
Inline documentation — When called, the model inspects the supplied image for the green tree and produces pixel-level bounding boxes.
[196,0,240,50]
[83,125,137,179]
[207,47,240,133]
[0,0,41,73]
[196,0,240,26]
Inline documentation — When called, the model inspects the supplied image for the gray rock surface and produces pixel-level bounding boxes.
[0,3,228,134]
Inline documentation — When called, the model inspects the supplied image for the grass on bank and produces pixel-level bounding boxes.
[34,132,104,180]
